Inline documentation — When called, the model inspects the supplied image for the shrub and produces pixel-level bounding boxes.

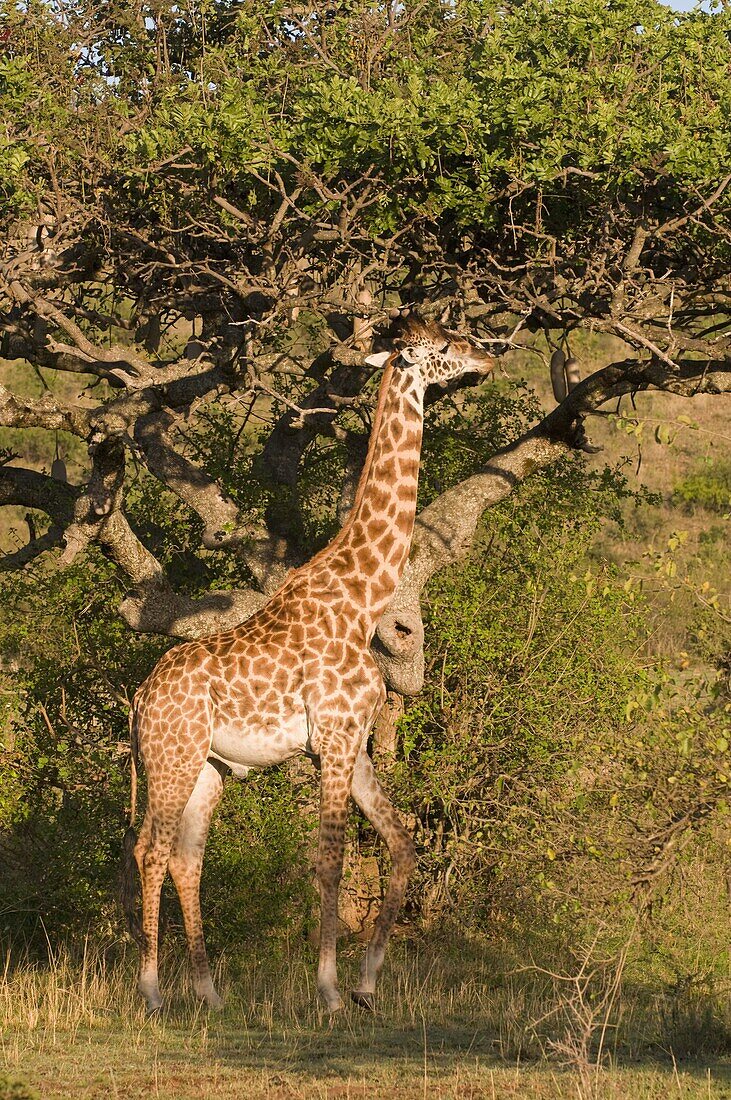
[674,461,731,513]
[388,461,731,950]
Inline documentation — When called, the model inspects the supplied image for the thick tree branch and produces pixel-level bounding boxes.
[134,410,257,549]
[373,354,731,693]
[0,383,89,437]
[118,585,269,639]
[0,465,78,523]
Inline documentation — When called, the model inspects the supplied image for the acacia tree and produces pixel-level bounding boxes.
[1,0,731,704]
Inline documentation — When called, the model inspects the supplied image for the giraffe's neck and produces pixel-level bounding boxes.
[308,360,425,633]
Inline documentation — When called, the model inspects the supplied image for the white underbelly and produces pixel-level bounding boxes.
[209,705,310,773]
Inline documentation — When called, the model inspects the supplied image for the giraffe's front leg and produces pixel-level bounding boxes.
[315,739,359,1014]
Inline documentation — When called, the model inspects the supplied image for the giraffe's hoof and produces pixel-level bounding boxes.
[319,990,344,1016]
[195,981,224,1011]
[145,1002,163,1018]
[351,990,376,1012]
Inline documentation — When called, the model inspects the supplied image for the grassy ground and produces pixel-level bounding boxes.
[2,944,731,1100]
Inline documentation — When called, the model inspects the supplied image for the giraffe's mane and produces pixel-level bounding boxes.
[299,354,397,572]
[347,356,396,517]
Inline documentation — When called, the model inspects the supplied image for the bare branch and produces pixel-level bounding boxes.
[0,383,89,437]
[2,275,156,384]
[0,526,65,572]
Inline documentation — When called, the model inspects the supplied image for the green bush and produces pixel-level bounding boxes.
[0,1075,39,1100]
[198,770,315,955]
[388,461,731,948]
[674,461,731,513]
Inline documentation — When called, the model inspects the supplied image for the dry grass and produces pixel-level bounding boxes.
[1,942,730,1099]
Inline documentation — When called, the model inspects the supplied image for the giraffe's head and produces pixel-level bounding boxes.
[366,315,493,387]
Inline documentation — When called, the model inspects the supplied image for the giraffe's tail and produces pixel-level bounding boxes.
[120,704,143,946]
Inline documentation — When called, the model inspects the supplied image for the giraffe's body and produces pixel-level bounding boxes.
[125,318,492,1013]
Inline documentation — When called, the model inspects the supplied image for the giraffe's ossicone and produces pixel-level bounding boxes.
[121,315,493,1015]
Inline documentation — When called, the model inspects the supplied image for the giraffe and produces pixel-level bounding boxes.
[121,316,493,1015]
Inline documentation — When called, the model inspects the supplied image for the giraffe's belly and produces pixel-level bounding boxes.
[208,698,310,772]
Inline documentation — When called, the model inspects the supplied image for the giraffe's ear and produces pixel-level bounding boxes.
[364,350,391,368]
[399,345,429,364]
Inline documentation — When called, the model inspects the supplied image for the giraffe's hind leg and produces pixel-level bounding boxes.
[134,728,211,1013]
[315,732,362,1014]
[168,758,227,1008]
[349,748,416,1009]
[134,806,180,1013]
